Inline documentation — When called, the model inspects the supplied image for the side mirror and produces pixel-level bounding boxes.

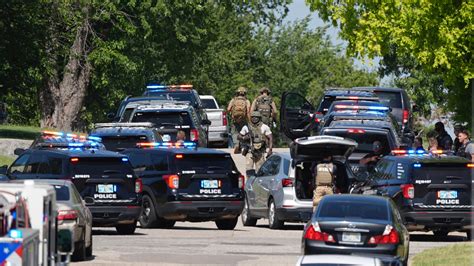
[14,148,25,156]
[0,165,7,175]
[57,229,74,254]
[246,169,256,177]
[106,112,115,121]
[201,119,212,126]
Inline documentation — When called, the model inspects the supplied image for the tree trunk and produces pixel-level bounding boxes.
[40,21,92,131]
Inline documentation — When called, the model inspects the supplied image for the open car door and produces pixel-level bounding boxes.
[280,92,315,140]
[290,135,357,162]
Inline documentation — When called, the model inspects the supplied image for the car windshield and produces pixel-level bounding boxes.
[323,130,391,154]
[53,185,70,201]
[201,98,218,109]
[176,154,234,172]
[318,200,389,221]
[144,91,196,105]
[373,91,402,109]
[70,157,134,176]
[132,112,192,128]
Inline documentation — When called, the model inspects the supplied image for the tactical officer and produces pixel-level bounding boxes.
[227,87,251,151]
[435,121,453,150]
[250,87,278,126]
[238,111,273,173]
[313,156,335,211]
[456,130,474,162]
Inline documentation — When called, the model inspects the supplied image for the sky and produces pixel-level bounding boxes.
[285,0,381,73]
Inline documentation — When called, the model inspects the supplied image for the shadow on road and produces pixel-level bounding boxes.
[92,229,147,236]
[255,224,304,231]
[410,233,467,242]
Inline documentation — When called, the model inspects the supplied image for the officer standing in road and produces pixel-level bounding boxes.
[227,87,251,151]
[435,121,453,150]
[456,130,474,162]
[250,87,278,127]
[238,111,273,174]
[313,156,335,211]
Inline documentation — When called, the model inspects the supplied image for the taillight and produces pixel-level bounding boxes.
[282,178,294,187]
[347,129,365,134]
[238,175,245,189]
[400,184,414,199]
[368,225,399,244]
[164,174,179,189]
[314,112,322,123]
[403,109,409,124]
[190,129,199,141]
[222,111,228,126]
[57,210,78,221]
[135,178,143,193]
[70,157,79,163]
[304,222,335,243]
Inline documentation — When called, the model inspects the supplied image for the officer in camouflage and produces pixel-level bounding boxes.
[250,87,278,127]
[312,156,335,211]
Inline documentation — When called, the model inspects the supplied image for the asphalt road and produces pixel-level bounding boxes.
[74,148,469,265]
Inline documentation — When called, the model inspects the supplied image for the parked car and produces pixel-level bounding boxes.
[200,95,229,147]
[90,122,163,151]
[353,150,473,240]
[302,194,409,265]
[3,145,142,235]
[122,142,245,230]
[242,136,358,229]
[33,180,93,261]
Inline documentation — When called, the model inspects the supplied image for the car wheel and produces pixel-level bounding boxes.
[268,199,284,229]
[433,230,449,238]
[71,235,86,261]
[85,233,93,258]
[156,217,176,229]
[215,217,238,230]
[116,222,137,235]
[241,199,257,226]
[466,231,472,241]
[139,195,158,228]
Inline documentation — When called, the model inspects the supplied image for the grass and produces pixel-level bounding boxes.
[0,124,42,140]
[412,242,473,266]
[0,155,14,166]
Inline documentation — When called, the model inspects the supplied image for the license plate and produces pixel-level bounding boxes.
[201,180,219,189]
[342,232,361,242]
[438,190,457,199]
[97,184,116,193]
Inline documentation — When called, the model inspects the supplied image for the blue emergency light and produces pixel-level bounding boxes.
[137,141,197,149]
[8,229,23,239]
[122,157,129,162]
[413,163,422,168]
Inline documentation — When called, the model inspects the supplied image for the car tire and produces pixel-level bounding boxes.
[157,217,176,229]
[71,235,86,261]
[139,195,158,228]
[215,217,238,230]
[268,199,284,229]
[116,222,137,235]
[85,233,93,258]
[466,231,472,241]
[241,199,257,226]
[433,230,449,238]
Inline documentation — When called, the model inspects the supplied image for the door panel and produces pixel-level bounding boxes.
[280,92,315,140]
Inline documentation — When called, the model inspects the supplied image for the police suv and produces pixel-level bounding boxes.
[4,132,142,234]
[353,149,472,240]
[121,141,245,230]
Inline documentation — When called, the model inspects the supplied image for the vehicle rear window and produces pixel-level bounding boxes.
[132,112,193,128]
[413,164,472,183]
[373,91,402,109]
[101,136,149,151]
[323,131,391,154]
[317,97,335,113]
[201,99,218,109]
[70,157,133,176]
[319,200,389,221]
[53,185,70,201]
[175,154,234,172]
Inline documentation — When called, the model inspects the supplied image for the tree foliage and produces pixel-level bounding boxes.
[306,0,473,125]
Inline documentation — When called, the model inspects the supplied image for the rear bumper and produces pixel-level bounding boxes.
[58,222,83,243]
[276,207,313,222]
[89,205,141,226]
[158,200,244,221]
[402,210,473,231]
[303,240,404,261]
[208,127,228,142]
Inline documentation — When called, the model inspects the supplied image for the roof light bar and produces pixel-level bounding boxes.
[136,141,197,149]
[41,131,102,142]
[146,84,193,91]
[334,105,389,111]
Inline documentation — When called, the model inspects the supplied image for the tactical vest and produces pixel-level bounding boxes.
[315,163,334,186]
[248,123,266,154]
[255,95,273,124]
[457,141,473,160]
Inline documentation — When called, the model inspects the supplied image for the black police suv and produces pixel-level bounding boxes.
[124,103,210,147]
[122,143,245,230]
[302,194,409,264]
[353,151,473,240]
[90,122,163,151]
[3,147,142,234]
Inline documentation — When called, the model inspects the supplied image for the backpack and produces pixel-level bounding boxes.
[231,96,247,123]
[256,95,273,123]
